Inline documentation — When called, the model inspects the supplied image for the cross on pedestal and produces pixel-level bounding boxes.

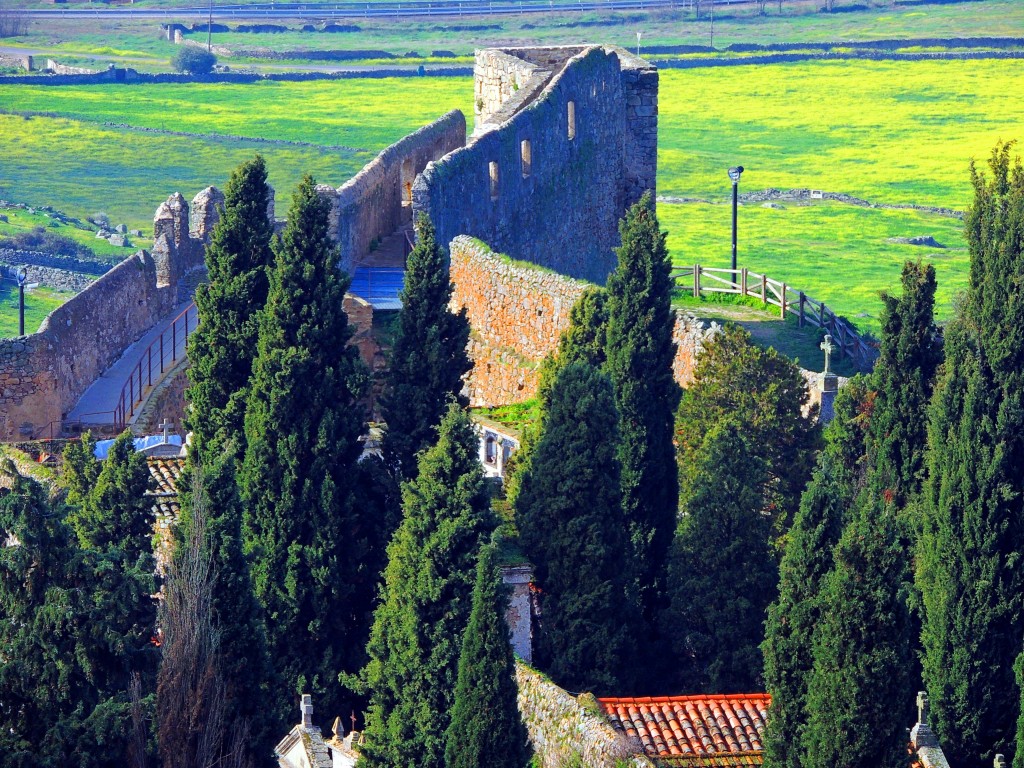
[820,334,836,374]
[159,419,173,442]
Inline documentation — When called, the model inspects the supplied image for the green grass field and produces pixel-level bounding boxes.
[0,206,144,261]
[0,282,74,336]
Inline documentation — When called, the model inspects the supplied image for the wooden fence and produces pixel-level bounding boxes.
[673,265,876,369]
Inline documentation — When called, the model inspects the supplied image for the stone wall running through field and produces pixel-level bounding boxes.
[516,663,654,768]
[415,45,658,285]
[320,111,467,273]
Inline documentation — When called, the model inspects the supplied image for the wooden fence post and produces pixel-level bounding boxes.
[741,268,748,297]
[780,283,787,319]
[693,264,700,298]
[799,292,806,328]
[761,274,767,304]
[820,301,826,329]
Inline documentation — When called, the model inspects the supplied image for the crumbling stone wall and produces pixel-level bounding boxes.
[415,45,657,285]
[321,111,466,273]
[516,663,654,768]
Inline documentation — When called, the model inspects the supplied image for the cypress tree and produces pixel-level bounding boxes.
[1016,652,1024,768]
[186,155,275,458]
[918,142,1024,766]
[604,192,681,624]
[241,174,370,724]
[662,423,776,693]
[801,493,913,768]
[443,544,532,768]
[516,361,639,692]
[381,214,471,480]
[676,322,819,535]
[358,403,492,768]
[870,260,941,505]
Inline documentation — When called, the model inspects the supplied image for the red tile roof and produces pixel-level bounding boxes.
[599,694,770,767]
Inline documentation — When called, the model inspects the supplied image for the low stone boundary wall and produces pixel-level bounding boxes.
[515,663,653,768]
[0,249,110,276]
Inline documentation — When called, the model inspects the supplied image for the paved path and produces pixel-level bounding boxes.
[66,302,197,427]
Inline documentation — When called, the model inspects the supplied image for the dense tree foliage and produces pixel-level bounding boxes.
[444,544,532,768]
[186,155,275,459]
[241,174,370,724]
[381,214,471,480]
[517,362,639,692]
[663,423,776,693]
[676,322,819,535]
[762,456,848,768]
[801,493,913,768]
[605,192,681,623]
[358,403,491,768]
[918,142,1024,766]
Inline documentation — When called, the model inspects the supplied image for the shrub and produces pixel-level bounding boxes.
[0,227,97,260]
[171,46,216,75]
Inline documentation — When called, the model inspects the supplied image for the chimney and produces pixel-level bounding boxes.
[301,694,314,729]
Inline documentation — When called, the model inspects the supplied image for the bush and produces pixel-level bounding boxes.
[0,226,97,260]
[171,46,216,75]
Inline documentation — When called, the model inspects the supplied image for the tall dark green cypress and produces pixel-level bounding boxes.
[186,155,274,458]
[444,544,532,768]
[918,142,1024,767]
[663,423,776,693]
[801,492,913,768]
[241,174,370,725]
[605,192,681,624]
[870,260,941,505]
[381,214,471,480]
[517,362,639,692]
[358,403,491,768]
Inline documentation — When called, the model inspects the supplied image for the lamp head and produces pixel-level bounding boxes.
[728,166,744,183]
[16,267,27,286]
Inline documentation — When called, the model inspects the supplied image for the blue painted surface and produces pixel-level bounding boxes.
[350,267,405,310]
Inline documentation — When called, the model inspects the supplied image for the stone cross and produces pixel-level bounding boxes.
[159,419,173,442]
[351,710,358,734]
[917,691,929,725]
[301,694,314,728]
[820,334,836,375]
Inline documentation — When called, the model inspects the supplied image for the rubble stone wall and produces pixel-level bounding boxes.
[415,45,658,286]
[325,110,466,273]
[516,663,654,768]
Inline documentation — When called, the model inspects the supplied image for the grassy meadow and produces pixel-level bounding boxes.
[0,282,74,336]
[0,206,143,261]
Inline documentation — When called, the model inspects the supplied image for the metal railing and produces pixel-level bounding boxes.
[673,264,876,369]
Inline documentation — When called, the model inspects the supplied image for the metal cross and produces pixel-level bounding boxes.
[820,334,836,374]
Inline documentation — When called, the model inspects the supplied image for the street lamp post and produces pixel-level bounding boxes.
[636,32,642,57]
[16,266,27,337]
[728,166,744,272]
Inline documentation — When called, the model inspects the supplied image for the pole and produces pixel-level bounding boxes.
[731,180,738,272]
[18,282,24,336]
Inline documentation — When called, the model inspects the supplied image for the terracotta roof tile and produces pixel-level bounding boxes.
[599,694,770,767]
[147,457,185,496]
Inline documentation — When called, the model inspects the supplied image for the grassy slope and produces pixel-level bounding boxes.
[0,206,144,261]
[0,283,73,336]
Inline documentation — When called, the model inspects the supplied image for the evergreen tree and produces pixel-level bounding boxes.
[186,155,275,458]
[172,452,277,765]
[381,214,471,480]
[676,322,819,534]
[516,362,639,692]
[358,403,492,768]
[241,174,370,725]
[662,423,776,693]
[604,192,681,624]
[444,544,532,768]
[61,430,100,509]
[761,456,849,768]
[869,260,941,505]
[801,493,913,768]
[918,142,1024,766]
[1015,651,1024,768]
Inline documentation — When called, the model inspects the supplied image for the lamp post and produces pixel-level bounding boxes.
[15,267,29,337]
[636,31,642,57]
[728,165,744,272]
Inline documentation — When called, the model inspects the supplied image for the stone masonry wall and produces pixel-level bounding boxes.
[449,236,587,407]
[516,663,654,768]
[323,110,466,273]
[473,49,549,133]
[416,45,658,286]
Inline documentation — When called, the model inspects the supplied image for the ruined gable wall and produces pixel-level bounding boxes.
[619,51,659,206]
[416,46,630,285]
[325,110,466,273]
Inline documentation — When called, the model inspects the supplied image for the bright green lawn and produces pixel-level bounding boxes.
[0,79,473,230]
[659,59,1024,209]
[0,283,73,337]
[659,200,968,331]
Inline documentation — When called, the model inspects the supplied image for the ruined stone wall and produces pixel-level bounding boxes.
[417,45,657,286]
[620,50,659,205]
[516,663,654,768]
[449,236,587,407]
[473,49,549,133]
[323,111,466,273]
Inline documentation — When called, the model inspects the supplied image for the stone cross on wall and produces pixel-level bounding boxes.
[820,334,836,374]
[917,691,929,725]
[159,419,173,442]
[301,694,314,728]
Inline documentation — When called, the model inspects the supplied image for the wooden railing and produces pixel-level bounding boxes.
[673,265,876,369]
